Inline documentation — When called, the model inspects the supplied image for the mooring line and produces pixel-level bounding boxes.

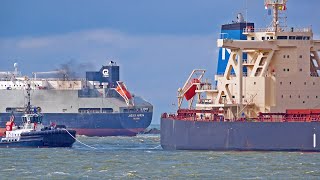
[63,129,97,150]
[152,145,161,149]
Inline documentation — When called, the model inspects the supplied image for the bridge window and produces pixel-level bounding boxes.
[296,36,303,40]
[277,36,288,40]
[289,36,295,40]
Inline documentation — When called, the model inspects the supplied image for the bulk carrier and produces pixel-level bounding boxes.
[0,61,153,136]
[161,0,320,151]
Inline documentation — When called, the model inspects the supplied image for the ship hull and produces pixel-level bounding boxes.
[0,129,76,148]
[161,118,320,151]
[0,112,153,136]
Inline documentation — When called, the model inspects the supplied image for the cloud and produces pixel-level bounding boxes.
[0,29,218,124]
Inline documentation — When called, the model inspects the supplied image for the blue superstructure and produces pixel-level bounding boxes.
[217,14,254,75]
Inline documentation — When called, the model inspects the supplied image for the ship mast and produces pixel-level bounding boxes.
[265,0,287,32]
[25,79,32,114]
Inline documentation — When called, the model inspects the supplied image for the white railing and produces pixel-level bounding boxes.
[243,27,312,33]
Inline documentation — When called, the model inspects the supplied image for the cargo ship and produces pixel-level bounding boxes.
[161,0,320,151]
[0,61,153,136]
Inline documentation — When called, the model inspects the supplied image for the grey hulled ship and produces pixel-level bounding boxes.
[161,0,320,151]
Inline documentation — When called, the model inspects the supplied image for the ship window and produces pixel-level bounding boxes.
[254,82,256,85]
[304,82,307,85]
[307,96,309,99]
[78,108,101,113]
[299,55,303,58]
[305,37,310,40]
[313,82,315,85]
[300,68,303,72]
[298,95,300,98]
[316,96,318,99]
[281,95,283,98]
[280,82,282,85]
[270,36,274,40]
[296,36,303,40]
[267,37,270,40]
[289,36,295,40]
[287,69,289,71]
[303,101,305,103]
[102,108,113,113]
[277,36,288,40]
[251,37,255,40]
[287,55,289,58]
[289,82,292,85]
[283,55,286,58]
[289,95,291,98]
[262,37,265,40]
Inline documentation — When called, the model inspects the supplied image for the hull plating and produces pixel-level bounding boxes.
[0,112,153,136]
[161,118,320,151]
[0,129,76,148]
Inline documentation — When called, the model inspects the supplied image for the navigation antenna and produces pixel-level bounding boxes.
[264,0,287,32]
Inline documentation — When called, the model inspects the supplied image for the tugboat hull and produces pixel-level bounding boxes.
[0,129,76,148]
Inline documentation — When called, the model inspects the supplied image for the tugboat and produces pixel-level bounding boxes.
[0,81,76,148]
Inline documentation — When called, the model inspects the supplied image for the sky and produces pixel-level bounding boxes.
[0,0,319,124]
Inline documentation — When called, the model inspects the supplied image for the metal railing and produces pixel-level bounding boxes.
[243,27,312,33]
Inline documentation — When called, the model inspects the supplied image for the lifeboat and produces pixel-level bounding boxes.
[184,79,200,100]
[116,83,132,100]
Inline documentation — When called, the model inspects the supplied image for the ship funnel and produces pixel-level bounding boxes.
[236,13,245,23]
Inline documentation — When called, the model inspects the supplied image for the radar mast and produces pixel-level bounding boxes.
[264,0,287,32]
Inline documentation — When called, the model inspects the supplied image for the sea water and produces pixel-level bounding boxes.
[0,130,319,179]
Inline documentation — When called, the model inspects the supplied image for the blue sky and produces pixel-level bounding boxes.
[0,0,319,124]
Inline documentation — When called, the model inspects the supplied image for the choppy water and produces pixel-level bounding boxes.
[1,134,320,179]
